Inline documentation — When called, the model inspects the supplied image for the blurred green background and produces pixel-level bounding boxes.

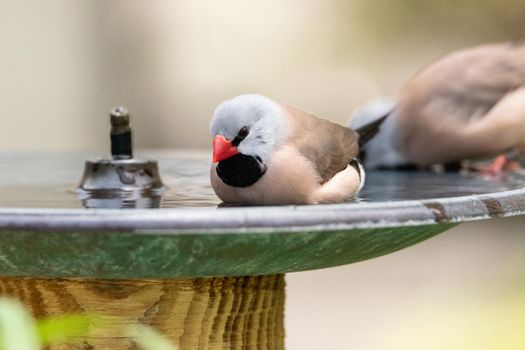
[1,1,525,349]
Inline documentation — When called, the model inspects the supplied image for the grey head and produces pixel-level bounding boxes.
[210,94,288,162]
[350,98,408,169]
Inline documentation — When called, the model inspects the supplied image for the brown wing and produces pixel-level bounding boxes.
[398,41,525,126]
[396,41,525,164]
[283,104,359,184]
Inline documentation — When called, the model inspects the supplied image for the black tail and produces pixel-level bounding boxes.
[355,112,391,148]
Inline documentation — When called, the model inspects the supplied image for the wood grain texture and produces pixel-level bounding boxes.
[0,275,285,349]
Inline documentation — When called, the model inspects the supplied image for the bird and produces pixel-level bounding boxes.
[351,41,525,172]
[209,94,385,205]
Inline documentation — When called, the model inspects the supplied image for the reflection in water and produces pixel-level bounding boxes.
[0,154,524,209]
[359,170,525,201]
[76,157,165,209]
[77,189,163,209]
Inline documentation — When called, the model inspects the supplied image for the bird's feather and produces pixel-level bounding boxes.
[398,41,525,124]
[283,105,359,184]
[355,113,389,148]
[396,41,525,164]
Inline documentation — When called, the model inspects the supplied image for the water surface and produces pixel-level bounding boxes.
[0,152,523,209]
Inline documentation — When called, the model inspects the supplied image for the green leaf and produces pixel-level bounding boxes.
[0,298,40,350]
[130,324,178,350]
[0,297,178,350]
[37,314,107,345]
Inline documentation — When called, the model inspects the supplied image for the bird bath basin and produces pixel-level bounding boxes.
[0,150,524,349]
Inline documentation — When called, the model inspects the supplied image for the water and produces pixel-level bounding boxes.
[0,151,523,209]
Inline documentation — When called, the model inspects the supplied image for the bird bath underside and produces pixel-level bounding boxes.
[0,150,524,349]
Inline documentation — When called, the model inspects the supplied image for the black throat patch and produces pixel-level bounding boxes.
[216,154,266,188]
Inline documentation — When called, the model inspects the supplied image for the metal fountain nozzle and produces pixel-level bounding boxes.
[77,106,164,208]
[110,106,133,160]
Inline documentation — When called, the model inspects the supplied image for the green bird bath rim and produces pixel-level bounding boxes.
[0,151,523,279]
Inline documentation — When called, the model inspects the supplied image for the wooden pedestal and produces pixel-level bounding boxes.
[0,275,285,349]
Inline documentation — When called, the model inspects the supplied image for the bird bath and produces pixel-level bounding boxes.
[0,150,524,349]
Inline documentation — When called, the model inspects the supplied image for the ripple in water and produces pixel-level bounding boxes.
[0,153,523,209]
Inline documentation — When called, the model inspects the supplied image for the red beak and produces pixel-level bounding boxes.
[212,135,240,162]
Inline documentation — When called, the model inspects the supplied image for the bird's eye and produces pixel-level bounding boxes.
[232,126,250,146]
[238,126,250,138]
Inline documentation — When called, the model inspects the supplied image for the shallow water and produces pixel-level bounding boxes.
[0,152,523,209]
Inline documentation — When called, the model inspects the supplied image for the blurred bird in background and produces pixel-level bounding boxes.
[351,41,525,173]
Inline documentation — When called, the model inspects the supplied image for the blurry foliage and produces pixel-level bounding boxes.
[37,314,107,346]
[0,298,39,350]
[317,0,525,92]
[352,0,525,44]
[378,290,525,349]
[0,298,177,350]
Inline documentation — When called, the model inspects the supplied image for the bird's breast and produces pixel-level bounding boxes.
[211,144,322,205]
[216,154,266,188]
